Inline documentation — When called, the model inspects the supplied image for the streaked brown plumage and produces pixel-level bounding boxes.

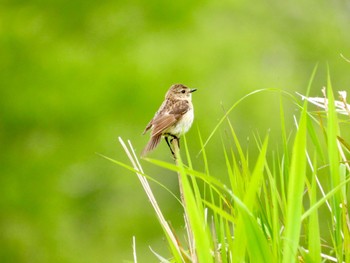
[141,84,197,157]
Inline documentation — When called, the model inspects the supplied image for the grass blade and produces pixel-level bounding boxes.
[282,92,308,263]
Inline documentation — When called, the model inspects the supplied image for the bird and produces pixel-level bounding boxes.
[141,84,197,157]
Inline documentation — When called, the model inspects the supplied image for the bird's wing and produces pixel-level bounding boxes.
[142,120,153,135]
[151,114,177,137]
[151,100,190,137]
[169,100,190,116]
[142,99,169,135]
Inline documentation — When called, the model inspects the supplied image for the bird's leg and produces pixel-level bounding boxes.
[164,134,180,158]
[165,136,175,157]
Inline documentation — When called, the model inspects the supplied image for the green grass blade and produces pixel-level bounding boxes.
[182,133,193,169]
[326,70,343,262]
[176,156,213,263]
[279,96,291,218]
[265,153,283,261]
[340,164,350,263]
[282,65,317,263]
[197,126,210,175]
[307,154,321,263]
[244,135,269,209]
[183,132,205,221]
[282,95,308,263]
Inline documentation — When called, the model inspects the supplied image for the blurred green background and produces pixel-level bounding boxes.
[1,0,350,262]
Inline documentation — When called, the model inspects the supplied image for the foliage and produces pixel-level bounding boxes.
[113,74,350,262]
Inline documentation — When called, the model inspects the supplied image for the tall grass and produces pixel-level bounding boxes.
[105,72,350,262]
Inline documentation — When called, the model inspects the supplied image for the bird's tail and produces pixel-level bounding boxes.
[141,134,162,157]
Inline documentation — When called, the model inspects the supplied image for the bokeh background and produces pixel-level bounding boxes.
[1,0,350,262]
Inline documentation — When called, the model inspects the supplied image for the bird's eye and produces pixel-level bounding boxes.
[181,90,186,94]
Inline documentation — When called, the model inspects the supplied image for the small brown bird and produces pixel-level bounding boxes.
[141,84,197,157]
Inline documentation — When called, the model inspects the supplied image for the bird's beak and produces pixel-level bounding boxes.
[190,88,197,93]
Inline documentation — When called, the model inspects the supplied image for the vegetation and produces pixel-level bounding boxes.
[111,71,350,262]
